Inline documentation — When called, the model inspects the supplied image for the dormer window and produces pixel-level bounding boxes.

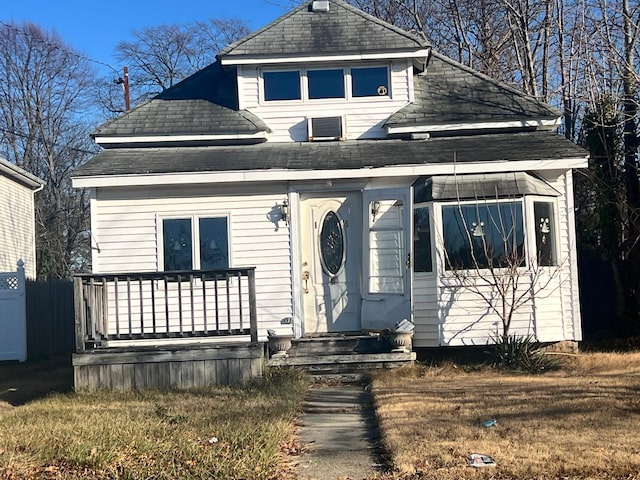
[352,66,389,97]
[308,69,345,99]
[263,70,301,101]
[261,65,390,102]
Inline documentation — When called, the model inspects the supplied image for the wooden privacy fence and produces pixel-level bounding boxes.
[74,268,258,351]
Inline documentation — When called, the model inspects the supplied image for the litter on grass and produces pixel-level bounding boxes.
[468,453,497,467]
[483,419,498,428]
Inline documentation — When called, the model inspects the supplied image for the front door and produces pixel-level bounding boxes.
[300,193,362,334]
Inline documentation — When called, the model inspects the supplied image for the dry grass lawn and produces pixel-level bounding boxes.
[371,352,640,479]
[0,368,307,480]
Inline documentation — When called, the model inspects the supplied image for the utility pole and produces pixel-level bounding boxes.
[123,66,131,111]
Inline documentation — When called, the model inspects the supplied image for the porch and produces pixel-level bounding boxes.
[72,268,414,390]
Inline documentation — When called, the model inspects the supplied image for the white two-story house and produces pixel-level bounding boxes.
[71,0,588,390]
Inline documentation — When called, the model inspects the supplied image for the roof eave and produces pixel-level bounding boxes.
[385,117,561,135]
[219,48,430,66]
[94,131,269,147]
[71,156,588,189]
[0,158,45,190]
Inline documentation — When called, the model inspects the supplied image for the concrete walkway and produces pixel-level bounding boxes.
[291,384,382,480]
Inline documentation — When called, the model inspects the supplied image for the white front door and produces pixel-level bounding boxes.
[300,193,362,334]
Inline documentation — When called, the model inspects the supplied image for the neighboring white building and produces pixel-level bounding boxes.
[0,157,44,279]
[72,0,588,351]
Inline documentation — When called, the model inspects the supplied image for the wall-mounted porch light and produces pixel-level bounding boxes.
[280,199,289,224]
[371,200,381,221]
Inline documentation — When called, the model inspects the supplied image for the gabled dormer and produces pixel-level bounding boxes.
[91,0,563,149]
[217,0,430,142]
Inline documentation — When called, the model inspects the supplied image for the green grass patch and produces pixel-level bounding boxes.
[0,368,307,479]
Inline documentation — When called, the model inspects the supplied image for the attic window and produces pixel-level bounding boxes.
[308,69,345,99]
[263,71,301,101]
[352,66,389,97]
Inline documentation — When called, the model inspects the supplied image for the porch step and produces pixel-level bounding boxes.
[286,335,388,356]
[267,335,416,381]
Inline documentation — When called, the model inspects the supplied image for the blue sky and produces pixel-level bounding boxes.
[3,0,292,76]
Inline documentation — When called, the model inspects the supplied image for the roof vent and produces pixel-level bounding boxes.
[308,116,344,141]
[311,1,330,12]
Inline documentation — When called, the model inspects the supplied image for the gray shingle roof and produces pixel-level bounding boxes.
[386,52,560,129]
[416,172,560,202]
[93,63,269,139]
[218,0,428,60]
[73,131,587,178]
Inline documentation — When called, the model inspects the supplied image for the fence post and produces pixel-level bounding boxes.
[16,260,27,362]
[248,268,258,343]
[73,276,86,352]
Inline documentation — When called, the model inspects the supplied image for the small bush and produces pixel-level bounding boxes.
[486,334,562,373]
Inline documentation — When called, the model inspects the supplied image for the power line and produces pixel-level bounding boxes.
[0,20,120,75]
[0,126,99,156]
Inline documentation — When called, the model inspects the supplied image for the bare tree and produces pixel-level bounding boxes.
[0,22,99,277]
[116,18,250,104]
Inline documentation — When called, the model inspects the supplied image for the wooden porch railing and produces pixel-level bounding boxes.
[74,268,258,351]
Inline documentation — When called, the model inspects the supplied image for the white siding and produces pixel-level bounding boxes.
[92,184,292,340]
[438,277,535,346]
[0,175,37,278]
[239,60,413,142]
[413,273,438,347]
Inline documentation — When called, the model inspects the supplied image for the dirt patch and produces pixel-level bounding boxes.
[0,354,73,415]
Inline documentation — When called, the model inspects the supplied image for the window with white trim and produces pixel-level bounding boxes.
[413,206,433,273]
[442,201,525,270]
[351,66,389,97]
[263,70,301,101]
[161,216,229,271]
[261,65,389,102]
[534,201,557,266]
[308,68,345,99]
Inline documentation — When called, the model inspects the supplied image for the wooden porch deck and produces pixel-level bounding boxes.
[72,270,415,390]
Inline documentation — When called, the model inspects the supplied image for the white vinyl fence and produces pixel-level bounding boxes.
[0,260,27,361]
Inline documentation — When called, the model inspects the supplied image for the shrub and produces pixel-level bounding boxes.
[486,334,562,373]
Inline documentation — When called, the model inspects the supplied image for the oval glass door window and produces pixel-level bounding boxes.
[320,211,345,275]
